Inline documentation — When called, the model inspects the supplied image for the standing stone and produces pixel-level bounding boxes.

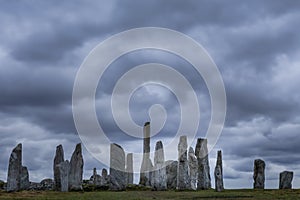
[110,143,126,190]
[253,159,265,189]
[166,160,178,189]
[101,168,109,187]
[53,144,64,191]
[279,171,293,189]
[20,166,30,190]
[90,168,101,186]
[59,160,70,192]
[214,150,224,192]
[69,143,84,191]
[195,138,211,190]
[126,153,133,185]
[177,136,190,190]
[7,143,22,192]
[153,141,167,190]
[188,147,198,190]
[140,122,153,186]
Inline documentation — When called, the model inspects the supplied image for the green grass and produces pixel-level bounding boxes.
[0,189,300,200]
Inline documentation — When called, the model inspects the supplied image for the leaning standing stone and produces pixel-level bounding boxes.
[109,143,126,190]
[279,171,293,189]
[195,138,211,190]
[188,147,198,190]
[7,143,22,192]
[69,143,84,191]
[214,150,224,192]
[153,141,167,190]
[253,159,265,189]
[53,144,64,191]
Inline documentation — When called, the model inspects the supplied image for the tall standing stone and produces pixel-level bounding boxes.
[214,150,224,192]
[153,141,167,190]
[279,171,293,189]
[195,138,211,190]
[53,144,64,191]
[126,153,133,185]
[69,143,84,191]
[7,143,22,192]
[253,159,265,189]
[177,136,190,190]
[166,160,178,189]
[110,143,126,190]
[20,166,30,190]
[188,147,198,190]
[140,122,153,186]
[59,160,70,192]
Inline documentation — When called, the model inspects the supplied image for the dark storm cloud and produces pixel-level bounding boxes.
[0,0,300,188]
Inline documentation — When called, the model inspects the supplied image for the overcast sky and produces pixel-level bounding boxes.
[1,0,300,189]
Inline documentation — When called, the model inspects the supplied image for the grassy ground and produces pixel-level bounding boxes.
[0,189,300,200]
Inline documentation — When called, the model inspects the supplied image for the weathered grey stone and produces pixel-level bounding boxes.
[53,144,64,191]
[40,178,54,190]
[101,168,109,186]
[20,166,30,190]
[58,160,70,192]
[7,143,22,192]
[188,147,198,190]
[279,171,293,189]
[126,153,133,185]
[69,143,84,191]
[166,160,177,189]
[109,143,126,190]
[140,122,153,186]
[90,168,102,186]
[195,138,211,190]
[177,136,190,190]
[214,150,224,192]
[153,141,167,190]
[253,159,265,189]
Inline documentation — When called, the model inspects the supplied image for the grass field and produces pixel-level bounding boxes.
[0,189,300,200]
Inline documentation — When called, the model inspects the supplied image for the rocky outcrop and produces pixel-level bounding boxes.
[69,143,84,191]
[253,159,265,189]
[166,160,178,189]
[195,138,211,190]
[40,179,54,190]
[177,136,190,190]
[153,141,167,190]
[214,150,224,192]
[279,171,293,189]
[7,143,22,192]
[109,143,126,190]
[188,147,198,190]
[140,122,153,186]
[53,144,64,191]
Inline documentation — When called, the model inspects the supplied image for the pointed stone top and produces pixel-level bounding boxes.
[15,143,22,150]
[189,147,195,154]
[75,143,82,151]
[144,122,150,126]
